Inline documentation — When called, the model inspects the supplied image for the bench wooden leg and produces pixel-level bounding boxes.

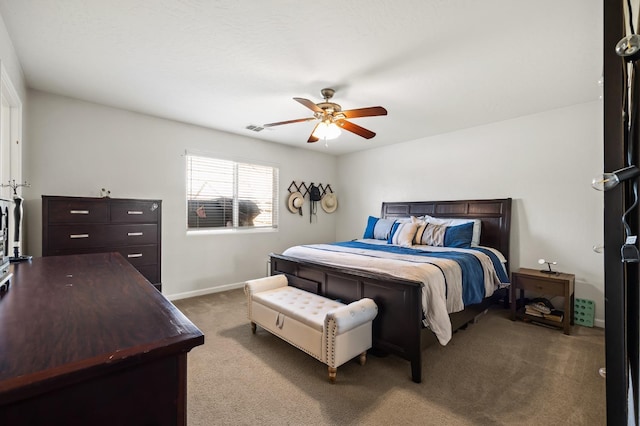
[251,322,256,334]
[359,351,367,366]
[328,367,337,383]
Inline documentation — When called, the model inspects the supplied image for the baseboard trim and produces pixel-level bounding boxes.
[165,282,245,301]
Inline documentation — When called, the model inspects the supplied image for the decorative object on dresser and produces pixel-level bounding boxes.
[42,195,162,291]
[510,268,575,335]
[0,197,13,291]
[1,179,32,262]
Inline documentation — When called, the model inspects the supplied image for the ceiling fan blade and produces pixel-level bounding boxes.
[294,97,323,113]
[337,119,376,139]
[307,123,320,143]
[341,106,388,119]
[263,117,315,127]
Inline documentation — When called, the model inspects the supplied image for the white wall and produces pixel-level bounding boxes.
[24,90,338,298]
[336,101,605,325]
[0,12,26,102]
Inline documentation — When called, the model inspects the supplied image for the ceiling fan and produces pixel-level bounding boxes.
[263,88,387,143]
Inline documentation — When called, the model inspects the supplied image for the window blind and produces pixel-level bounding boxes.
[187,154,278,230]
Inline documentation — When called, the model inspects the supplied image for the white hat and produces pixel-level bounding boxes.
[287,192,304,213]
[321,193,337,213]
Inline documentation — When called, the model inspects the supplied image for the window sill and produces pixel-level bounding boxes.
[186,227,278,236]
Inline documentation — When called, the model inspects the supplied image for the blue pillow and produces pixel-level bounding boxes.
[444,222,474,248]
[363,216,379,239]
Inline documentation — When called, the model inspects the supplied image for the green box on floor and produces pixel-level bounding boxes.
[574,298,595,327]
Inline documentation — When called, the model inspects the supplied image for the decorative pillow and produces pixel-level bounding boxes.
[373,218,396,240]
[443,222,474,248]
[412,219,427,244]
[363,216,396,240]
[388,221,419,247]
[417,223,447,246]
[363,216,379,239]
[421,216,481,246]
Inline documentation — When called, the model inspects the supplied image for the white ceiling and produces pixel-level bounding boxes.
[0,0,602,155]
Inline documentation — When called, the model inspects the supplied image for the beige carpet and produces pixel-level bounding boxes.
[174,288,605,426]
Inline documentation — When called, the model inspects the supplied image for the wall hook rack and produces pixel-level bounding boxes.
[288,181,333,198]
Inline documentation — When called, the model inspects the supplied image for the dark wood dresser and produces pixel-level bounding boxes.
[0,253,204,425]
[42,195,162,291]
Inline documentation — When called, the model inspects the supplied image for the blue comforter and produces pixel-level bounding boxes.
[331,241,508,305]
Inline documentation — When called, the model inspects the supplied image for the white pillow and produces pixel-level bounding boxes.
[421,215,481,246]
[389,222,419,247]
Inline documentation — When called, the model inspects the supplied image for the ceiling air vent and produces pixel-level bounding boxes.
[245,124,264,132]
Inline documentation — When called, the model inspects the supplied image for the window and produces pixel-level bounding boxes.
[186,154,279,230]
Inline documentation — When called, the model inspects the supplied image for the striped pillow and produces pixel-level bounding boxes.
[415,223,447,246]
[388,222,419,247]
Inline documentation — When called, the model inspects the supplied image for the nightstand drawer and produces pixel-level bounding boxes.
[514,275,563,295]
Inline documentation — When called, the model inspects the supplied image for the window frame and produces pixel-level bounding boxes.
[185,151,279,234]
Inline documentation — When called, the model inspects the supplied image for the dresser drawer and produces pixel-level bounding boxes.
[513,275,563,295]
[46,199,108,223]
[47,225,113,249]
[114,245,158,266]
[110,200,160,223]
[106,224,158,246]
[47,224,158,250]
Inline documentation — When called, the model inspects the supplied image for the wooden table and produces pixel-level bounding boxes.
[510,267,575,335]
[0,253,204,425]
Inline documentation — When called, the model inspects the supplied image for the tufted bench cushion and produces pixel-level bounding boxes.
[245,274,378,382]
[252,286,344,331]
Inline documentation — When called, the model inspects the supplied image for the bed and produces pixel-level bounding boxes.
[269,198,512,383]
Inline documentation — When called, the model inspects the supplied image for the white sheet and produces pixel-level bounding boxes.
[282,240,507,346]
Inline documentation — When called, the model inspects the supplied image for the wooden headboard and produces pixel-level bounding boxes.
[381,198,512,263]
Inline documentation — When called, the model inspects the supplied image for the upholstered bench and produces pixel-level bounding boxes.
[244,274,378,383]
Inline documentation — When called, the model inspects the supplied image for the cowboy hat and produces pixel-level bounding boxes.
[321,192,337,213]
[287,192,304,214]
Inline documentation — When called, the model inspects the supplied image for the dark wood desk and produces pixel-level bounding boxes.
[0,253,204,425]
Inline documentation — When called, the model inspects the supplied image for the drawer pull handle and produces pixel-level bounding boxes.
[70,234,89,239]
[127,253,143,258]
[128,232,143,236]
[70,210,89,215]
[128,211,143,215]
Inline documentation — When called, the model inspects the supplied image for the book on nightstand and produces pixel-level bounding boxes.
[544,310,564,322]
[524,305,564,322]
[524,297,564,323]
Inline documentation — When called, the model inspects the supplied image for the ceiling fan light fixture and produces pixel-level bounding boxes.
[313,122,341,140]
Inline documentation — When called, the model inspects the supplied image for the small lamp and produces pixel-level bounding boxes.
[538,258,558,274]
[591,165,640,191]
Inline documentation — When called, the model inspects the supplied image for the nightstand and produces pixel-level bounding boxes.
[510,268,575,335]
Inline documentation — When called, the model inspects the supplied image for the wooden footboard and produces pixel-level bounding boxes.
[270,253,425,382]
